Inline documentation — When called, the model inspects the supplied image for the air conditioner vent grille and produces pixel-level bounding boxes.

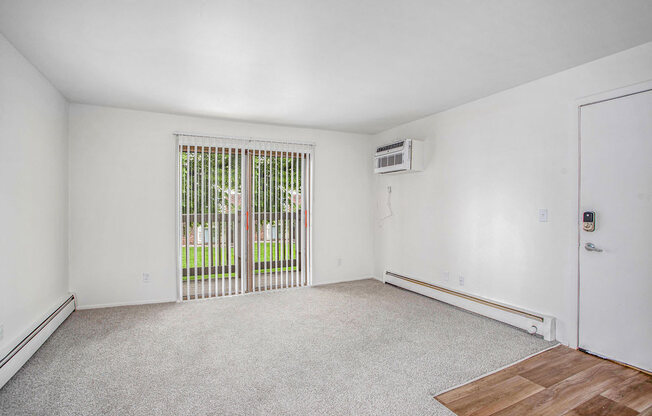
[376,141,405,153]
[377,153,404,169]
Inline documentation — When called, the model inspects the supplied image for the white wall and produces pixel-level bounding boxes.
[68,104,374,308]
[371,42,652,346]
[5,25,649,350]
[0,34,69,355]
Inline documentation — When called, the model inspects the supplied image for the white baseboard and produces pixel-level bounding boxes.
[79,279,377,308]
[384,271,556,341]
[75,297,178,310]
[313,275,376,286]
[0,295,75,388]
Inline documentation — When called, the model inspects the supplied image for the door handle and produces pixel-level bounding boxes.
[584,242,603,252]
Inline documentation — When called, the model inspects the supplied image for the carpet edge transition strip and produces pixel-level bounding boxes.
[432,343,562,399]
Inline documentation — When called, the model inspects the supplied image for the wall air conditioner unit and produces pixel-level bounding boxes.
[374,139,424,174]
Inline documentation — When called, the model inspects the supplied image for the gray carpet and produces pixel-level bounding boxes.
[0,279,554,415]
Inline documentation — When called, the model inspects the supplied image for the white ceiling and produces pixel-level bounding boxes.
[1,1,652,133]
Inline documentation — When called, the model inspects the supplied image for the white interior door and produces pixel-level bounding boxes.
[579,89,652,372]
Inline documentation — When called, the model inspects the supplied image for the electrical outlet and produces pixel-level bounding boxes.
[337,258,342,267]
[387,186,392,194]
[441,271,449,282]
[142,273,151,283]
[459,274,464,286]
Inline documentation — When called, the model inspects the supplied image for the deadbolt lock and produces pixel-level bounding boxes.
[582,211,595,232]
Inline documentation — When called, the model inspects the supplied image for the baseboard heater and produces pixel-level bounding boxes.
[384,271,555,341]
[0,295,76,388]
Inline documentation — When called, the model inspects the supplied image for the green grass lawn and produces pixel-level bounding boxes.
[181,242,297,281]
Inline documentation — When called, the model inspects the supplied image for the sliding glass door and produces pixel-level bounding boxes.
[247,150,310,292]
[177,135,313,300]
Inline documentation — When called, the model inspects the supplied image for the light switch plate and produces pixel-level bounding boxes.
[538,208,548,222]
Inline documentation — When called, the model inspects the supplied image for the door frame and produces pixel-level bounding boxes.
[575,79,652,349]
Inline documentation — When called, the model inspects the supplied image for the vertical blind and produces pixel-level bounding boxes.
[176,134,314,300]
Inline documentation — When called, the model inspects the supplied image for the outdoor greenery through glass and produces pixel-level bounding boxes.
[181,150,303,281]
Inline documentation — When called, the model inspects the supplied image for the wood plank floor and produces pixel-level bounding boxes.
[435,346,652,416]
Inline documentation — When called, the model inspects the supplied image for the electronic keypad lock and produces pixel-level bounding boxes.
[582,211,595,232]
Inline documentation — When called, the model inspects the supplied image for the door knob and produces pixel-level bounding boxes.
[585,242,603,252]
